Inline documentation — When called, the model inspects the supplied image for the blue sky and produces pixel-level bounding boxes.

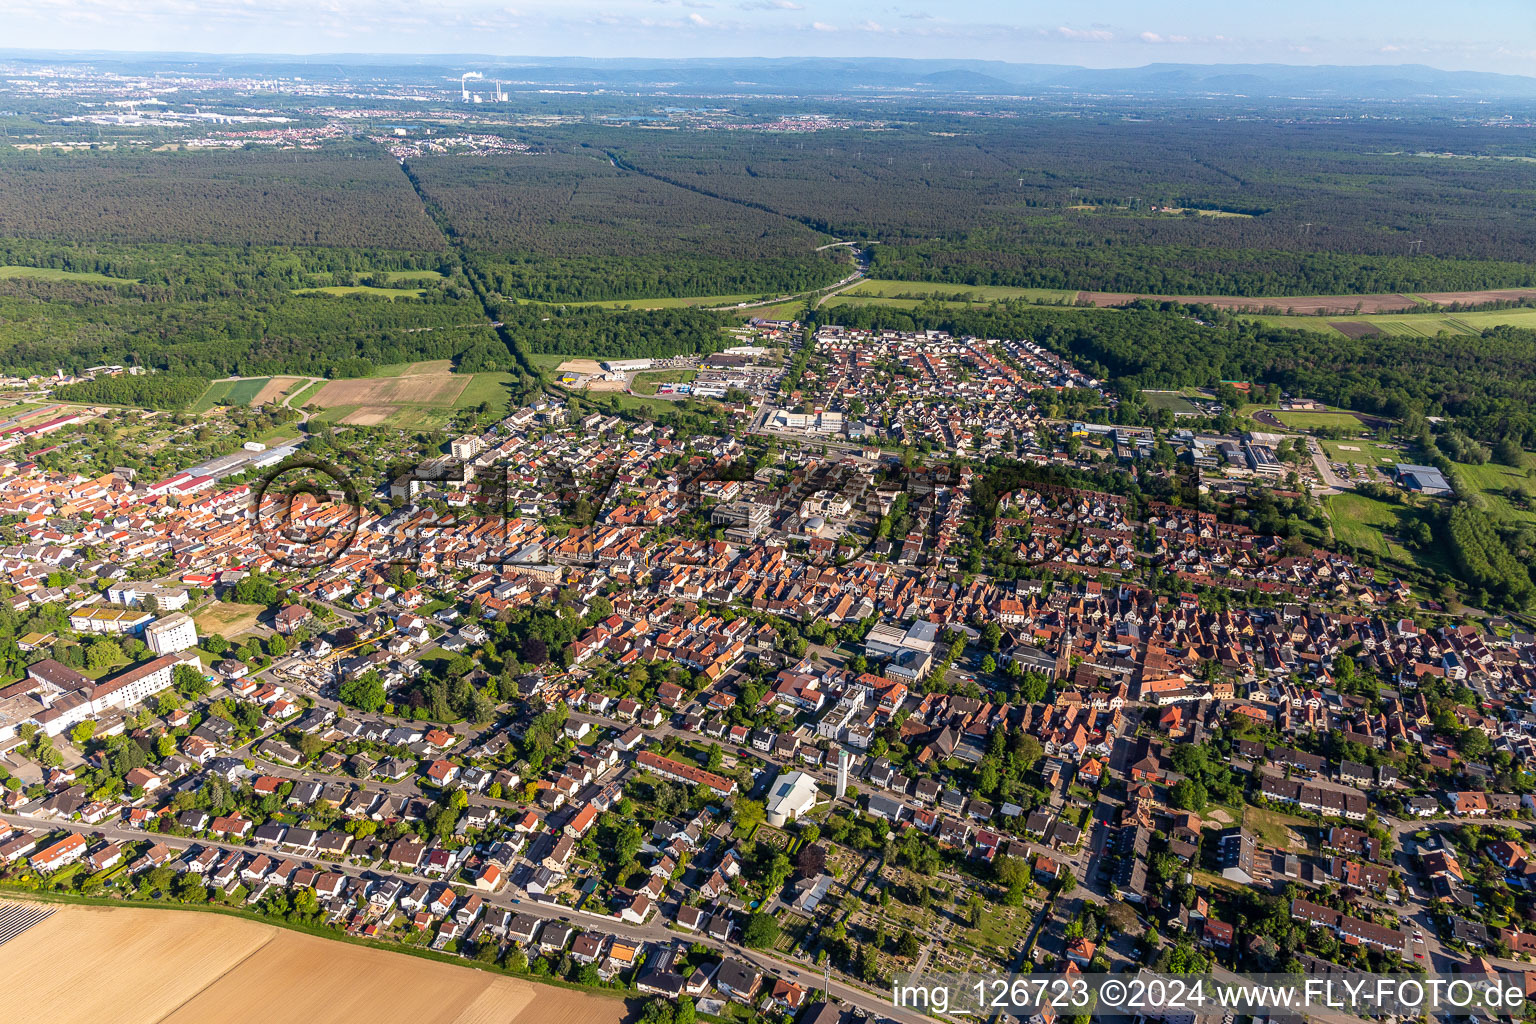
[8,0,1536,74]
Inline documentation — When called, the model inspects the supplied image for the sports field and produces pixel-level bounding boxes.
[1321,439,1402,468]
[1141,390,1200,414]
[1,904,626,1024]
[1271,409,1365,431]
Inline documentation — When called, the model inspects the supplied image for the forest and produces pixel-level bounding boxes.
[405,152,843,302]
[597,118,1536,295]
[0,147,444,249]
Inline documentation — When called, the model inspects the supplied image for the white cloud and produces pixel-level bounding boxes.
[1057,25,1113,42]
[811,20,836,31]
[688,11,709,24]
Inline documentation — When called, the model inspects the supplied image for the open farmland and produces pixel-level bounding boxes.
[311,373,471,409]
[1248,306,1536,337]
[1,905,627,1024]
[844,279,1076,303]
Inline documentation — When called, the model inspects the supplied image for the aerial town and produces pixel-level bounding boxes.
[0,312,1532,1024]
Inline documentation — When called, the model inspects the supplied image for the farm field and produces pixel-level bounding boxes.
[193,601,266,637]
[311,373,471,409]
[0,264,139,285]
[250,376,308,405]
[287,380,327,407]
[1,904,626,1024]
[843,279,1076,303]
[371,359,456,377]
[190,377,268,413]
[1244,307,1536,337]
[1075,290,1424,313]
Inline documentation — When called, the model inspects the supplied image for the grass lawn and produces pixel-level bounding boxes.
[1454,457,1536,525]
[0,264,140,285]
[736,300,806,321]
[381,269,447,284]
[451,372,519,410]
[1324,492,1451,577]
[1271,409,1364,431]
[526,353,575,371]
[292,285,426,299]
[845,279,1076,303]
[194,602,266,637]
[1242,805,1312,850]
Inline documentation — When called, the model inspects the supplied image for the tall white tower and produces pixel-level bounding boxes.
[836,746,850,798]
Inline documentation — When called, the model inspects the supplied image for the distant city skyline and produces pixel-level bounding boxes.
[6,0,1536,77]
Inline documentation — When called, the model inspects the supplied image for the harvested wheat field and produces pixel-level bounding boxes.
[312,373,470,409]
[341,406,394,426]
[251,376,307,405]
[2,904,629,1024]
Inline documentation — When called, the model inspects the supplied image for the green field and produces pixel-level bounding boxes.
[1142,390,1199,414]
[1248,307,1536,338]
[526,353,574,371]
[188,382,228,413]
[844,279,1076,303]
[287,380,326,407]
[1271,409,1365,431]
[577,292,773,310]
[1454,457,1536,525]
[1326,492,1429,569]
[451,372,519,410]
[381,269,448,284]
[292,285,426,299]
[190,378,269,413]
[0,264,140,285]
[1321,438,1403,468]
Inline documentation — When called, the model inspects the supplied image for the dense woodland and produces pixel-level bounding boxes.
[0,148,444,249]
[405,153,843,301]
[600,119,1536,294]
